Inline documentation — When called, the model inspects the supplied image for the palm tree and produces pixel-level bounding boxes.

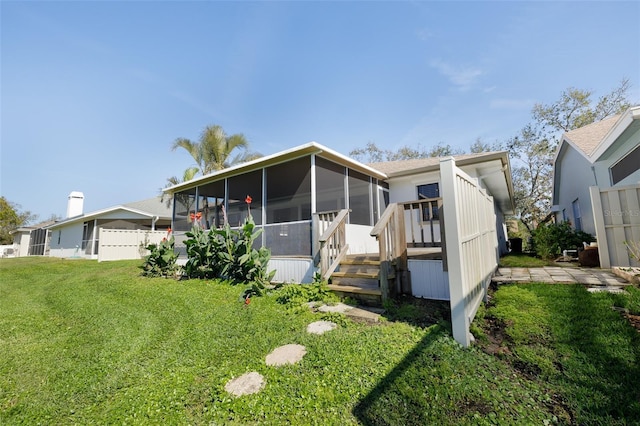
[172,125,261,175]
[160,166,199,208]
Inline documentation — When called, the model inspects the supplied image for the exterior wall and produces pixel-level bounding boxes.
[593,125,640,187]
[14,233,31,257]
[269,258,315,283]
[408,259,449,300]
[345,224,378,254]
[554,146,598,235]
[48,223,86,258]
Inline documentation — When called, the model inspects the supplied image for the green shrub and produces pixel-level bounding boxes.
[275,279,338,308]
[180,197,276,298]
[140,233,179,278]
[183,225,224,279]
[531,221,594,259]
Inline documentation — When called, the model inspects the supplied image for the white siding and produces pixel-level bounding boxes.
[345,224,378,254]
[554,146,598,235]
[408,259,449,300]
[269,258,315,283]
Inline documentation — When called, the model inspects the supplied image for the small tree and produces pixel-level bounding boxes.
[0,197,37,244]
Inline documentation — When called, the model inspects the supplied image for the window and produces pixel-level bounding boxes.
[611,145,640,185]
[417,183,440,221]
[572,199,582,231]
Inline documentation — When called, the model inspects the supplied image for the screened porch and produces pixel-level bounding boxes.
[168,147,389,261]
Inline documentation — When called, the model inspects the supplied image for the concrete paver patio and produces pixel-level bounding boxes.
[494,267,630,287]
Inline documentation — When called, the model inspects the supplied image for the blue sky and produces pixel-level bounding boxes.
[2,1,639,220]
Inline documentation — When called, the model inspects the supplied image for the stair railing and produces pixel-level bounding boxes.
[370,203,407,297]
[317,209,350,280]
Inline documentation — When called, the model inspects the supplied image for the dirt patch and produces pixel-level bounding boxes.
[625,313,640,332]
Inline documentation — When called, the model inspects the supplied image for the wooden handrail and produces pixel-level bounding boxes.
[370,203,397,238]
[317,209,350,280]
[319,209,349,243]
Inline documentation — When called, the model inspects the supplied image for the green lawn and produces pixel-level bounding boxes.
[1,258,639,424]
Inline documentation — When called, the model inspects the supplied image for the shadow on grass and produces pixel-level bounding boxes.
[554,285,640,423]
[352,326,447,426]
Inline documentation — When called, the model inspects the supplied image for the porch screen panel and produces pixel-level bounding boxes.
[265,157,311,223]
[348,169,372,225]
[265,157,312,256]
[315,157,346,213]
[198,180,225,229]
[264,221,312,256]
[173,188,197,232]
[227,170,263,226]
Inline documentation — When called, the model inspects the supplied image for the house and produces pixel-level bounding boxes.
[10,219,58,257]
[46,193,173,261]
[164,142,515,346]
[552,106,640,267]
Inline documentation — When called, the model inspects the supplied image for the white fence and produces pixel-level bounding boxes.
[98,229,169,262]
[440,158,498,347]
[590,184,640,268]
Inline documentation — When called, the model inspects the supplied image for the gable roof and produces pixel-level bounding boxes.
[371,151,515,215]
[368,151,508,177]
[46,196,171,230]
[557,106,640,164]
[562,114,621,159]
[11,220,58,234]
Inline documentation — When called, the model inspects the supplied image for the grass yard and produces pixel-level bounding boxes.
[499,253,559,268]
[1,258,640,425]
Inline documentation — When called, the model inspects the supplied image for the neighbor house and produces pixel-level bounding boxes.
[552,106,640,267]
[10,219,58,257]
[46,193,173,261]
[164,142,515,346]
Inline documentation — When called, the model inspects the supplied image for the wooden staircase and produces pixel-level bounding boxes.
[327,254,386,306]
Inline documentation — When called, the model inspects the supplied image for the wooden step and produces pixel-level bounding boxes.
[331,271,379,279]
[341,257,381,266]
[327,284,382,296]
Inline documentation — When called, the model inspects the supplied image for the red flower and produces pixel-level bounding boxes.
[245,195,252,204]
[244,297,251,305]
[167,227,172,234]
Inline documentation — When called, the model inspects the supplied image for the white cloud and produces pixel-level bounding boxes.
[430,59,483,91]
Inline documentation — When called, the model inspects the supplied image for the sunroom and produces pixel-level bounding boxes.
[165,142,389,283]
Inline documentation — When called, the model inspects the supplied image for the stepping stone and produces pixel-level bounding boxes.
[307,320,337,335]
[225,372,265,396]
[587,286,627,294]
[318,303,353,313]
[265,344,306,366]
